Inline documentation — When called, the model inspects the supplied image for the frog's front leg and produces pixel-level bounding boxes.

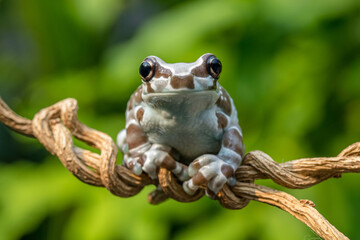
[117,108,188,180]
[142,144,189,180]
[183,124,244,196]
[123,142,188,180]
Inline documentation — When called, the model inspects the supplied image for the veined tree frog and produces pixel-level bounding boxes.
[117,54,245,196]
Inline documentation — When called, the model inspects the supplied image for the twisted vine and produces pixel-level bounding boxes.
[1,97,359,239]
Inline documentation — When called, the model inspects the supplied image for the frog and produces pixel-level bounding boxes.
[117,53,245,196]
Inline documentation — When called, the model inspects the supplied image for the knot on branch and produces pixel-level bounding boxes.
[1,97,358,240]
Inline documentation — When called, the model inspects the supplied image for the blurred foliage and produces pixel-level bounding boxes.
[0,0,359,239]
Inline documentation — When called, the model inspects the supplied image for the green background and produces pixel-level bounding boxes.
[0,0,359,239]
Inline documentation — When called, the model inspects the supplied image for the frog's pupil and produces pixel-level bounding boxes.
[140,62,152,79]
[211,59,222,75]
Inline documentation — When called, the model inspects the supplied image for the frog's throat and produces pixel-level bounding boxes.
[142,90,220,113]
[143,88,219,96]
[142,89,220,102]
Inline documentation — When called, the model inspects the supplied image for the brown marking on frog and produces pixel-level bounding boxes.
[223,128,244,157]
[191,62,209,78]
[170,75,195,89]
[160,155,177,170]
[221,164,234,178]
[209,79,218,90]
[216,87,232,115]
[127,88,140,112]
[138,155,145,165]
[154,66,172,79]
[190,160,202,171]
[146,82,155,93]
[126,124,148,149]
[136,107,144,122]
[216,112,228,129]
[126,99,133,111]
[192,172,207,185]
[134,87,143,103]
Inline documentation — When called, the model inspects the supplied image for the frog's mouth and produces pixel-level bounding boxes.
[143,90,220,112]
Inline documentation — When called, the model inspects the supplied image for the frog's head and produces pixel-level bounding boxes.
[139,54,222,105]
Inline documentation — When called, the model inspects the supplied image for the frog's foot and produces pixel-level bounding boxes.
[183,154,235,197]
[125,144,188,181]
[142,145,189,181]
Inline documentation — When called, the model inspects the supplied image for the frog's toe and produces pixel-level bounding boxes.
[208,174,227,195]
[133,162,143,175]
[142,158,158,179]
[183,180,196,195]
[141,150,165,179]
[183,164,217,195]
[125,156,144,176]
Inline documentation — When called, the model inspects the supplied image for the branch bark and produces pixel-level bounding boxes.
[1,96,357,240]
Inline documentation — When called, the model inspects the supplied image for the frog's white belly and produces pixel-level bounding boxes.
[141,105,222,163]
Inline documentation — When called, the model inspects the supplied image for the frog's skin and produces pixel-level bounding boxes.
[117,53,245,196]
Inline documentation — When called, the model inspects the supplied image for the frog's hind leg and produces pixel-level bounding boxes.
[116,129,128,154]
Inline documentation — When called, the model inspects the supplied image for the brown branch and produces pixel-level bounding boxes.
[232,182,348,239]
[0,96,357,240]
[0,97,33,137]
[236,150,360,188]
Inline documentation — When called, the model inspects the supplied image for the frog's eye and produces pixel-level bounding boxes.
[206,55,222,79]
[139,58,156,82]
